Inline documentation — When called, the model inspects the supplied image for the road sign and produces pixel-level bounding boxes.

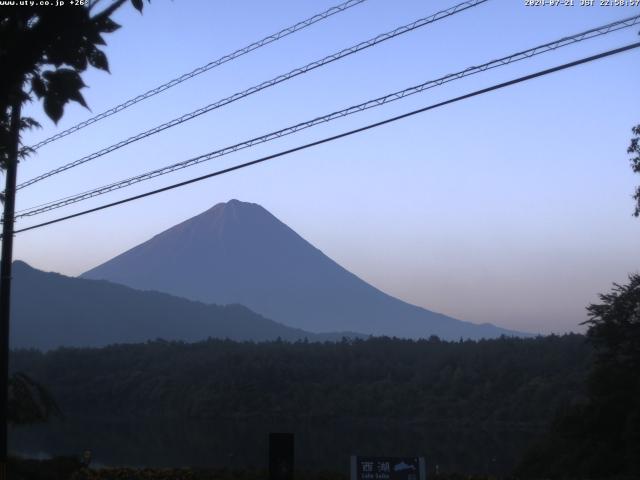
[350,456,426,480]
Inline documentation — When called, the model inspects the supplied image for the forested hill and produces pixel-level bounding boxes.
[12,334,590,423]
[10,260,359,349]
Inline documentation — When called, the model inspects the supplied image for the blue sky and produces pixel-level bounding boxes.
[13,0,640,334]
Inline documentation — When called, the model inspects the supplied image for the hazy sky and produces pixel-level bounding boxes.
[12,0,640,335]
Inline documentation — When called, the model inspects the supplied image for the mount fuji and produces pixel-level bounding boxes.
[82,200,526,340]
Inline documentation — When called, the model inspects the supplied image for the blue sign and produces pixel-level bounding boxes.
[351,456,426,480]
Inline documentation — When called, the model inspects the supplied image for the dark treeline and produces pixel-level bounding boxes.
[11,334,589,424]
[517,276,640,479]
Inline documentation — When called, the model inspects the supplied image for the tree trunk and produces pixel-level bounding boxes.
[0,99,22,479]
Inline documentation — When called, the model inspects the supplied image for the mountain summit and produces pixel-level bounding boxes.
[82,200,525,339]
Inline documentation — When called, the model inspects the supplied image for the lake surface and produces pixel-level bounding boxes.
[10,417,540,475]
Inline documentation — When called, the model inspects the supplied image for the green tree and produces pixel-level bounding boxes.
[584,275,640,374]
[517,124,640,478]
[1,0,150,167]
[0,0,150,474]
[583,275,640,474]
[517,278,640,478]
[7,373,60,425]
[629,124,640,217]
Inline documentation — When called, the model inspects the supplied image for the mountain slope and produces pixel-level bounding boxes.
[10,261,350,350]
[82,200,527,340]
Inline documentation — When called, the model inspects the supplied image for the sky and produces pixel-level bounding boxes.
[12,0,640,335]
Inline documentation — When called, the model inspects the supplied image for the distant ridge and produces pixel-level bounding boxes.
[10,261,362,350]
[82,200,529,340]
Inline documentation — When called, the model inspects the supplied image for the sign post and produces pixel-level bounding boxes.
[269,432,294,480]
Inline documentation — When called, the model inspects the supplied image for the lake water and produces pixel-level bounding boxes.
[10,417,540,475]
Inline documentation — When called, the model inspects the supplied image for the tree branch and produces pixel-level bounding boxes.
[91,0,128,21]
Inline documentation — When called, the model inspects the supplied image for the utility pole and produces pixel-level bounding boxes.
[0,98,22,480]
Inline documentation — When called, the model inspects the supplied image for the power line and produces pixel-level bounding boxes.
[27,0,370,151]
[16,0,488,191]
[15,14,640,219]
[11,42,640,237]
